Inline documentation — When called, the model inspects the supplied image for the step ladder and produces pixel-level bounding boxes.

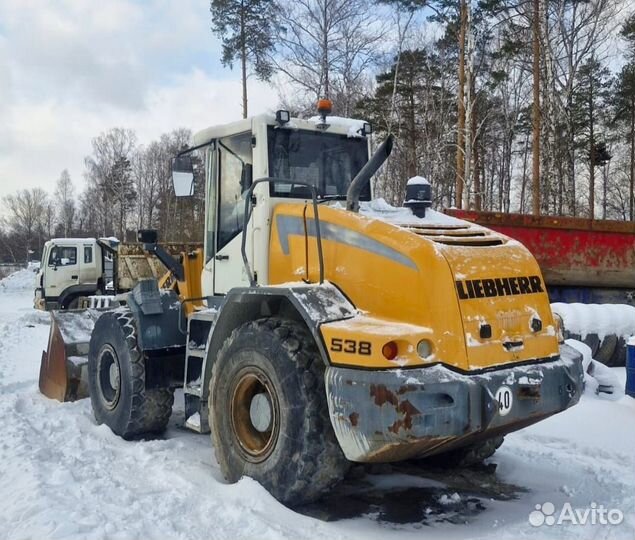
[183,309,218,433]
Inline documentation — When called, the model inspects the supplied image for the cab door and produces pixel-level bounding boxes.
[79,242,98,286]
[45,244,79,298]
[202,131,254,295]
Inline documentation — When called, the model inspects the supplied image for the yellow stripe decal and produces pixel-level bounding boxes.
[276,215,418,270]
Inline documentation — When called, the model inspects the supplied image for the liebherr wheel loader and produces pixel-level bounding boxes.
[39,104,584,505]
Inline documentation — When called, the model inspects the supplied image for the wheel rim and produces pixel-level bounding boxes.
[230,366,280,463]
[97,344,121,410]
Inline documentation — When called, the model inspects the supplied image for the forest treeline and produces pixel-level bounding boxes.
[2,0,635,262]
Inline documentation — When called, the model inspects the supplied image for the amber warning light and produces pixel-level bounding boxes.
[317,98,332,119]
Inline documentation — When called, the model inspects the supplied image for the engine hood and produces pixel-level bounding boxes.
[268,201,560,371]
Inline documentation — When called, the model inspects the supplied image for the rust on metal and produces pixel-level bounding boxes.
[387,400,421,434]
[370,384,398,407]
[369,382,422,435]
[349,412,359,427]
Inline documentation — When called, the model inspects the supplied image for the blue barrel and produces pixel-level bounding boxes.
[627,339,635,398]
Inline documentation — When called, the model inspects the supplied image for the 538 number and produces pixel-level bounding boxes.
[330,338,372,356]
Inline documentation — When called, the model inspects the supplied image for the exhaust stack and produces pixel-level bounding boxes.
[346,134,394,212]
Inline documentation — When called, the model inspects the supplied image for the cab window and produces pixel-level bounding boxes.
[84,246,93,264]
[217,132,253,251]
[49,246,77,266]
[268,127,369,199]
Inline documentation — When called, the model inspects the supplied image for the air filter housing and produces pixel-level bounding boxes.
[404,176,432,218]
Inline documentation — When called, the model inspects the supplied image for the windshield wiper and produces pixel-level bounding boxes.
[317,195,347,204]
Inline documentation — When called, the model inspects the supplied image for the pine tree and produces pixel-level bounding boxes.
[355,48,456,205]
[614,65,635,220]
[616,14,635,220]
[210,0,277,118]
[572,55,613,219]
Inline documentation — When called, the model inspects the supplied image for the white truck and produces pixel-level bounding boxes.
[34,237,203,310]
[34,238,117,310]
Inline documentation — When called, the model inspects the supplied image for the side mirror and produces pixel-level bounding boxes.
[171,156,195,197]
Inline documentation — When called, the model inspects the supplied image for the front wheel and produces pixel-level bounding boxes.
[210,317,349,505]
[88,310,174,439]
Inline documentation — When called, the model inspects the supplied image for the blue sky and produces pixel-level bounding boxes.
[0,0,278,200]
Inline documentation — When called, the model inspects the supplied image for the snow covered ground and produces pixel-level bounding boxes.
[0,269,633,540]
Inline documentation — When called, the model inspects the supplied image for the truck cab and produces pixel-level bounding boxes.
[35,238,105,310]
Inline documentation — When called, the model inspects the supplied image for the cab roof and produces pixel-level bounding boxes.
[192,113,369,147]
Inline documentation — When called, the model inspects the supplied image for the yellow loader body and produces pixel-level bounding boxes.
[269,203,581,462]
[269,203,559,371]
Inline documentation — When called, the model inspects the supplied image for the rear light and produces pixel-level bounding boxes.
[417,339,432,359]
[382,341,398,360]
[531,317,542,332]
[553,313,565,343]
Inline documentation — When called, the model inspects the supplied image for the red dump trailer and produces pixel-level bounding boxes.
[445,209,635,304]
[445,209,635,366]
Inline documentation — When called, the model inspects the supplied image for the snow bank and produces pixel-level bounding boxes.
[552,303,635,340]
[0,268,36,291]
[567,338,622,398]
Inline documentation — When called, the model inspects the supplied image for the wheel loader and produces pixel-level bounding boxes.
[39,103,584,505]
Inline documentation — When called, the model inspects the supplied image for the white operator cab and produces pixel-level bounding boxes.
[175,111,374,299]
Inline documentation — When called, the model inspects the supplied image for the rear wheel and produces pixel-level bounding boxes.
[88,310,174,439]
[210,317,348,505]
[62,296,80,310]
[595,334,618,366]
[423,436,504,468]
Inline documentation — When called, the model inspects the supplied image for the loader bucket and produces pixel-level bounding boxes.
[39,310,101,402]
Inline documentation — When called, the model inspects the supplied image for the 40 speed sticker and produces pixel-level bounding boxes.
[495,385,513,416]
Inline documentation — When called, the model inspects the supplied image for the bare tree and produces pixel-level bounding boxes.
[84,128,137,238]
[274,0,385,114]
[2,188,49,261]
[55,169,76,236]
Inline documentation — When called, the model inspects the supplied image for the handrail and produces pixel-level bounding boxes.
[240,178,325,287]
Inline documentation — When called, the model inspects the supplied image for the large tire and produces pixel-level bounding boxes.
[60,295,80,310]
[610,337,627,367]
[88,310,174,439]
[210,317,348,505]
[423,436,504,468]
[595,334,618,366]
